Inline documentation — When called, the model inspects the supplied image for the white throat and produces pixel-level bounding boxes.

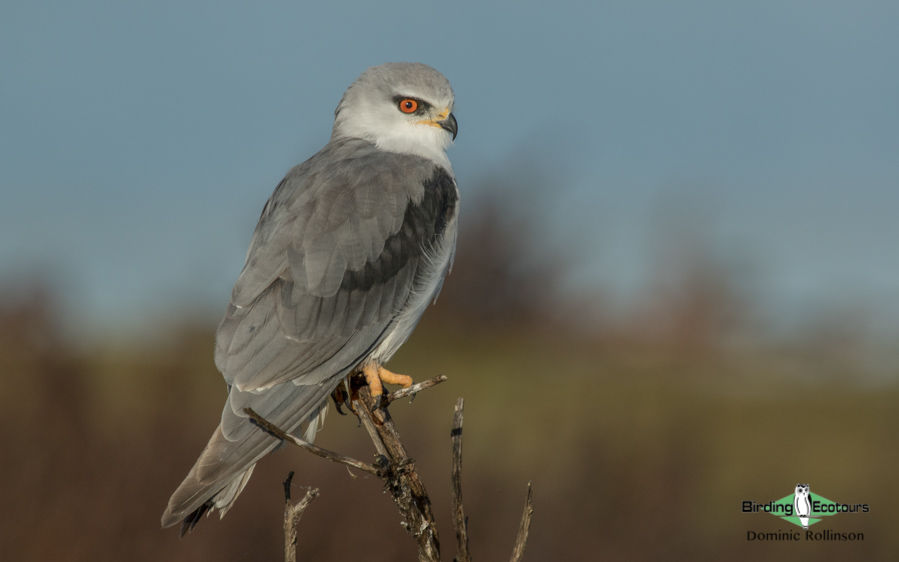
[332,107,454,173]
[372,126,453,173]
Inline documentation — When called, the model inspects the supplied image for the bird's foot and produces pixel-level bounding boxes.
[361,364,413,410]
[331,366,413,415]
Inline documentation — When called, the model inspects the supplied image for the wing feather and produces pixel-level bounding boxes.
[218,139,456,393]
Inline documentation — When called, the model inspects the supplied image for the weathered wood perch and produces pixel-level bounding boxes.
[451,398,471,562]
[244,375,533,562]
[281,472,318,562]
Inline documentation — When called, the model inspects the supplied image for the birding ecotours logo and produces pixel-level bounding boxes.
[742,484,869,528]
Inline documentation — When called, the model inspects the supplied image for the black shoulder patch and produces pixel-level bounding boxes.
[341,166,457,293]
[419,166,458,240]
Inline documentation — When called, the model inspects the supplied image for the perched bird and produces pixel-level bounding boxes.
[161,62,459,535]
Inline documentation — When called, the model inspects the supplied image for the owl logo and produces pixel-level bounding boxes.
[794,484,811,529]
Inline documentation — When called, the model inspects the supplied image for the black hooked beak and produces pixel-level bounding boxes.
[437,112,458,140]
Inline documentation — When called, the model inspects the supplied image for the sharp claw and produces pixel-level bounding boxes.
[371,394,383,411]
[331,388,349,415]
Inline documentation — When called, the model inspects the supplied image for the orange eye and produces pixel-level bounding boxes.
[398,99,419,113]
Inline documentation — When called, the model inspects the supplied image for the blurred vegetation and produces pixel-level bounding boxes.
[1,181,897,560]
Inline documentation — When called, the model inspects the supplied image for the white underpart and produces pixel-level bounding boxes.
[371,121,453,173]
[336,112,454,173]
[300,398,328,442]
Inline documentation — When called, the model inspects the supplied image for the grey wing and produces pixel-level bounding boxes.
[218,142,458,395]
[162,141,458,528]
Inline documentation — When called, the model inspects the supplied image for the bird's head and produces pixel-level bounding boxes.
[332,62,457,168]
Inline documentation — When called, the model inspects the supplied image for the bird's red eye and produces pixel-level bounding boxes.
[399,99,418,113]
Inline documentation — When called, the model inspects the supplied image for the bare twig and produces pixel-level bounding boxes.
[282,471,318,562]
[245,376,535,562]
[243,407,382,477]
[509,482,534,562]
[383,375,448,405]
[354,385,442,562]
[451,398,471,562]
[356,403,391,460]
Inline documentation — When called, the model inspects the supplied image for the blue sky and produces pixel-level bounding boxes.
[2,1,897,335]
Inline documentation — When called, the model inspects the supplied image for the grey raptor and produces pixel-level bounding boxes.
[161,62,459,535]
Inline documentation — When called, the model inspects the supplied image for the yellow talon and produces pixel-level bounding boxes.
[361,364,413,401]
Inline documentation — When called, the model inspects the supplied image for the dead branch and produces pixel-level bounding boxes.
[282,471,318,562]
[246,376,534,561]
[509,483,534,562]
[451,398,471,562]
[244,407,383,477]
[383,374,448,405]
[354,385,442,562]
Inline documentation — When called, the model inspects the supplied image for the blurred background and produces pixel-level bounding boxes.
[2,1,897,560]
